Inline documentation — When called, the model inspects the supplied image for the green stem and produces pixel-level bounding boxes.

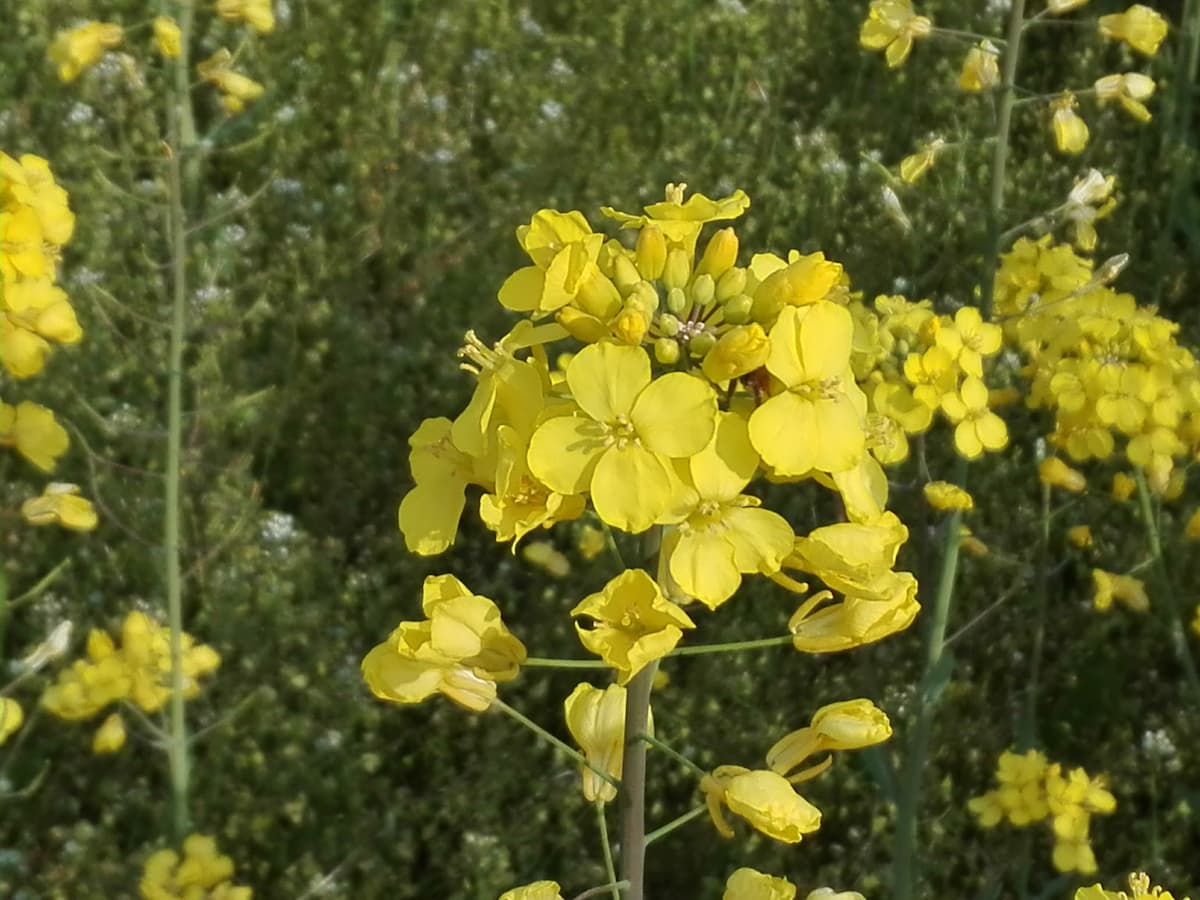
[619,661,657,900]
[1133,471,1200,705]
[492,698,621,791]
[525,635,795,670]
[595,802,620,900]
[523,657,611,669]
[978,0,1026,323]
[162,0,198,844]
[1016,481,1051,751]
[571,882,631,900]
[644,805,706,847]
[637,733,707,779]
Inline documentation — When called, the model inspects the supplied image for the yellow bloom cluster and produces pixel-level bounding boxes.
[47,21,123,82]
[1077,872,1192,900]
[1091,568,1149,613]
[969,749,1116,874]
[197,50,266,114]
[140,834,252,900]
[995,237,1200,495]
[850,295,1008,461]
[702,699,891,844]
[362,574,526,712]
[41,611,221,752]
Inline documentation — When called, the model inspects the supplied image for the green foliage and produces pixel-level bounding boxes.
[1,1,1198,898]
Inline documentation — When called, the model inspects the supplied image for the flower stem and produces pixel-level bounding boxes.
[163,0,199,844]
[1133,471,1200,705]
[637,733,707,779]
[492,698,621,791]
[523,657,611,669]
[666,635,794,656]
[595,802,620,900]
[619,660,657,900]
[1016,480,1050,752]
[571,882,631,900]
[644,805,706,847]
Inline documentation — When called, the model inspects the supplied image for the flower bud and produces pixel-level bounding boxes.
[690,272,715,308]
[722,293,754,324]
[635,225,667,280]
[575,272,622,319]
[655,337,681,365]
[715,266,747,302]
[688,331,717,359]
[93,712,127,754]
[1039,457,1087,493]
[666,286,688,316]
[628,281,659,317]
[556,307,610,344]
[701,324,770,383]
[610,253,642,296]
[662,247,692,291]
[614,308,649,346]
[695,227,738,280]
[657,313,681,337]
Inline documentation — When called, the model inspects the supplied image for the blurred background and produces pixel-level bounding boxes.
[1,0,1197,897]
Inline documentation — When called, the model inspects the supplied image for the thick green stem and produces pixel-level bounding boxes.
[619,660,657,900]
[163,0,198,843]
[1134,472,1200,705]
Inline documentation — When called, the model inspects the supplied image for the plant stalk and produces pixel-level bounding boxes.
[619,660,657,900]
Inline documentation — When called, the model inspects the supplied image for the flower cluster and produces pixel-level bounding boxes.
[41,611,221,753]
[1077,872,1193,900]
[48,9,272,114]
[969,749,1116,874]
[140,834,252,900]
[849,295,1008,461]
[995,236,1200,497]
[701,699,892,844]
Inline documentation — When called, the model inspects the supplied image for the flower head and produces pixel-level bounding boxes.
[860,0,933,68]
[47,22,123,82]
[702,766,822,843]
[1098,5,1169,56]
[564,682,629,802]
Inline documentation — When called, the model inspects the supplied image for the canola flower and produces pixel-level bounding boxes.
[41,612,221,752]
[859,0,932,68]
[139,834,252,900]
[723,867,866,900]
[1077,873,1192,900]
[47,21,123,82]
[970,749,1115,874]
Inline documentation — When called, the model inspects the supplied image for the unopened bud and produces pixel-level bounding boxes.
[611,253,642,296]
[628,282,659,317]
[690,273,715,308]
[657,313,681,337]
[666,286,688,316]
[613,308,648,345]
[662,247,692,291]
[715,266,747,302]
[575,272,622,319]
[655,337,681,365]
[695,227,738,280]
[722,293,754,324]
[1095,252,1129,285]
[701,323,770,383]
[688,331,717,358]
[635,225,667,280]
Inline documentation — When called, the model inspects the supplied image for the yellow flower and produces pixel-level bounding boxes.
[665,413,795,609]
[92,712,126,754]
[749,302,867,476]
[766,699,892,778]
[940,376,1009,459]
[21,482,98,531]
[1111,472,1136,500]
[197,50,265,114]
[1049,0,1090,13]
[723,868,797,900]
[601,183,751,255]
[1091,569,1149,612]
[139,835,252,900]
[563,682,629,802]
[924,480,974,511]
[860,0,933,68]
[0,401,69,471]
[571,568,694,683]
[701,323,770,384]
[1067,525,1094,548]
[47,22,123,82]
[959,40,1000,92]
[527,342,717,533]
[0,152,76,246]
[1039,457,1087,492]
[1098,5,1169,56]
[936,307,1004,377]
[1094,73,1156,122]
[152,17,182,58]
[576,524,607,560]
[362,574,526,712]
[1051,94,1089,154]
[1063,169,1117,251]
[0,698,23,745]
[498,882,563,900]
[216,0,276,33]
[701,766,822,843]
[900,138,946,184]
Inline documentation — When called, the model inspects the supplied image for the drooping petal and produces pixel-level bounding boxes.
[722,506,794,574]
[670,530,741,608]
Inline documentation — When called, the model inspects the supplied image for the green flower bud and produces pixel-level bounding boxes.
[715,266,748,302]
[657,313,681,337]
[689,331,717,358]
[663,247,692,291]
[690,273,715,308]
[654,337,681,365]
[722,293,754,324]
[666,286,688,316]
[611,253,642,296]
[695,227,739,280]
[628,281,660,317]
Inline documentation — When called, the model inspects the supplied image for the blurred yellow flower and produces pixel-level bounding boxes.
[1098,5,1169,56]
[1091,568,1149,613]
[1051,94,1089,154]
[216,0,276,33]
[702,766,822,843]
[1067,525,1094,548]
[1112,472,1136,500]
[1039,457,1087,492]
[47,22,123,82]
[923,480,974,511]
[92,712,126,754]
[860,0,933,68]
[0,401,69,471]
[900,138,946,184]
[152,17,182,59]
[1094,73,1156,122]
[0,698,23,745]
[498,883,563,900]
[21,482,98,531]
[723,868,797,900]
[959,40,1000,92]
